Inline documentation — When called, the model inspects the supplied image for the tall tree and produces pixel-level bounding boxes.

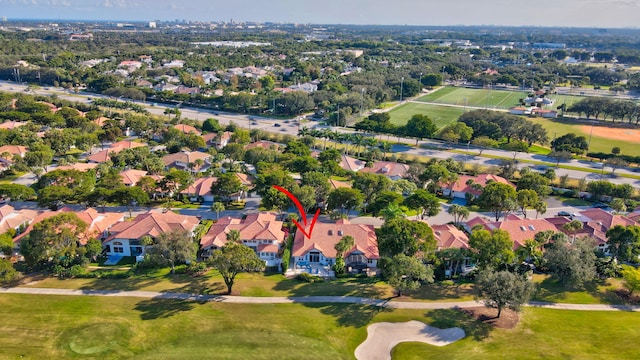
[145,229,195,274]
[447,204,470,225]
[377,218,435,258]
[543,236,596,289]
[403,189,441,220]
[211,202,226,219]
[327,188,364,217]
[474,268,535,318]
[468,228,515,270]
[384,254,434,296]
[401,114,438,145]
[477,182,517,221]
[207,242,265,294]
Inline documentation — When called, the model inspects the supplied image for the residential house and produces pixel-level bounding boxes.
[432,224,470,250]
[339,154,366,172]
[200,212,286,266]
[291,219,379,273]
[0,121,27,130]
[465,215,558,249]
[214,131,232,149]
[0,145,28,159]
[173,124,202,136]
[442,174,515,200]
[14,208,125,249]
[103,211,200,259]
[55,163,98,172]
[288,82,318,93]
[88,141,147,163]
[174,86,200,95]
[329,179,351,190]
[181,177,216,203]
[531,108,558,118]
[135,79,153,88]
[162,151,212,172]
[550,208,638,253]
[0,205,38,237]
[359,161,410,180]
[119,169,149,187]
[162,60,185,68]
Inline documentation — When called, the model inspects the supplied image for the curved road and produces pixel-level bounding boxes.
[1,286,638,312]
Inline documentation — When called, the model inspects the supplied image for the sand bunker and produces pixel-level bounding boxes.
[354,321,465,360]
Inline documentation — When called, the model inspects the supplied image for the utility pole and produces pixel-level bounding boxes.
[360,87,365,114]
[400,77,404,102]
[419,72,423,93]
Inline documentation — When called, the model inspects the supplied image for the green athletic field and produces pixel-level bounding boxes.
[388,103,466,127]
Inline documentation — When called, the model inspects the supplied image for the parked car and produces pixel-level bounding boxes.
[557,211,571,217]
[274,123,281,127]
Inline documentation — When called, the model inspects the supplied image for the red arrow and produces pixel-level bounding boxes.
[272,185,320,239]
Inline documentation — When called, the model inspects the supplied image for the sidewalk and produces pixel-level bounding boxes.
[2,287,639,312]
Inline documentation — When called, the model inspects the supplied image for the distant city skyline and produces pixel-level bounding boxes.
[0,0,639,28]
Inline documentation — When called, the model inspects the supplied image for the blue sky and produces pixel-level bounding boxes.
[0,0,638,28]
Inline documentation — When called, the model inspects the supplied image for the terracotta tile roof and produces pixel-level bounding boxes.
[200,212,285,250]
[432,224,470,249]
[173,124,202,135]
[257,243,280,253]
[14,208,124,246]
[292,219,379,259]
[111,140,147,150]
[181,177,216,197]
[0,121,27,130]
[87,149,113,163]
[92,117,110,127]
[359,161,410,178]
[245,140,281,150]
[105,211,200,241]
[339,155,366,172]
[0,205,39,235]
[56,163,98,172]
[481,217,558,249]
[162,151,211,167]
[445,174,514,196]
[329,179,351,190]
[234,173,254,187]
[202,133,217,144]
[579,208,636,229]
[119,169,148,186]
[0,145,28,157]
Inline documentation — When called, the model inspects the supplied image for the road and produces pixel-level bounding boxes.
[1,80,638,186]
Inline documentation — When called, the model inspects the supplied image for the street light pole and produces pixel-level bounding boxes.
[419,72,423,93]
[400,77,404,102]
[360,87,365,114]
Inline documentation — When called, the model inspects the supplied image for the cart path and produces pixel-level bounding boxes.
[2,287,640,311]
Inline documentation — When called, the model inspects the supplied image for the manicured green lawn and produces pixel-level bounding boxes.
[21,268,396,299]
[2,294,640,359]
[417,86,586,111]
[393,307,640,359]
[531,274,624,305]
[388,102,466,127]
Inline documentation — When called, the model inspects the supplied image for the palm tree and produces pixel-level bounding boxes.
[335,235,355,258]
[212,202,225,219]
[447,204,470,225]
[563,220,583,243]
[226,229,241,243]
[193,158,204,173]
[380,203,406,221]
[380,142,392,161]
[534,201,547,219]
[516,239,543,267]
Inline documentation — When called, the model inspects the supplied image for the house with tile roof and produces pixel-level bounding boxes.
[442,174,515,200]
[432,224,470,250]
[465,215,558,249]
[162,151,212,172]
[119,169,149,187]
[0,121,27,130]
[181,177,216,203]
[0,204,38,236]
[173,124,202,136]
[13,208,125,250]
[55,163,99,172]
[200,212,286,266]
[103,211,200,259]
[548,208,638,253]
[291,219,379,273]
[359,161,410,180]
[338,154,366,172]
[0,145,28,159]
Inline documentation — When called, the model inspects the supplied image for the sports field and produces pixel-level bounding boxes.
[417,87,586,111]
[388,102,466,127]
